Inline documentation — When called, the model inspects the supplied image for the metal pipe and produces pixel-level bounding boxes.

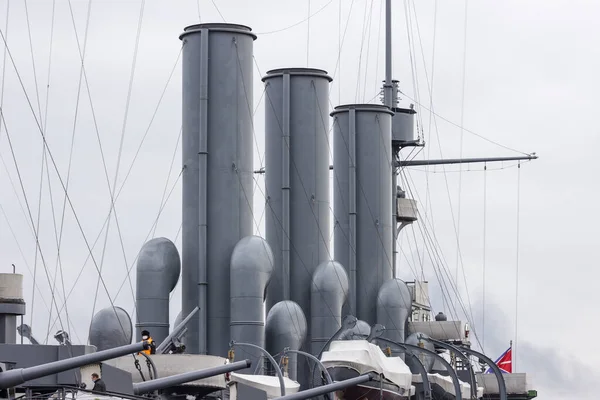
[397,154,538,167]
[459,346,507,400]
[133,359,251,394]
[371,336,462,400]
[136,351,159,380]
[230,341,286,396]
[282,72,291,301]
[197,27,209,356]
[348,108,357,315]
[156,307,199,353]
[392,153,398,277]
[283,348,332,385]
[317,315,357,359]
[419,336,478,399]
[0,341,147,389]
[384,0,392,108]
[273,374,372,400]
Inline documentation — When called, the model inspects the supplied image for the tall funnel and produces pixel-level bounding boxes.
[332,104,394,325]
[263,68,332,310]
[263,68,332,387]
[180,23,256,355]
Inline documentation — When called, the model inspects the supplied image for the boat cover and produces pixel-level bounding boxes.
[320,340,413,391]
[229,372,300,399]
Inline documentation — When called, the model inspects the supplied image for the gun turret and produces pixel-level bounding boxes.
[132,359,251,394]
[0,341,148,389]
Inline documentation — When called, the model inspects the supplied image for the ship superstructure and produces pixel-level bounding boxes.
[0,1,540,400]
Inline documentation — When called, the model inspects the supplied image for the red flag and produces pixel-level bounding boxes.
[485,346,512,374]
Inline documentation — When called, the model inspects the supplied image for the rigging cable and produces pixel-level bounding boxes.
[211,0,226,22]
[307,0,310,66]
[360,0,377,103]
[89,0,147,334]
[253,0,333,35]
[371,0,384,103]
[404,3,477,330]
[47,47,185,331]
[151,127,182,237]
[454,0,469,303]
[353,0,371,102]
[0,22,134,357]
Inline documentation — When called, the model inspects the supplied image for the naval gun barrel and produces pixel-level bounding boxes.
[273,374,373,400]
[156,306,198,354]
[132,359,251,394]
[0,341,148,389]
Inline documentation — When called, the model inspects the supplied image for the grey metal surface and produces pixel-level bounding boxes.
[405,333,435,372]
[0,341,146,389]
[100,363,134,395]
[337,319,371,340]
[376,278,411,344]
[89,306,133,351]
[332,104,394,324]
[136,237,180,344]
[132,359,251,394]
[398,154,538,167]
[391,107,416,145]
[180,23,256,356]
[419,336,477,399]
[230,235,274,373]
[273,374,372,400]
[156,307,198,354]
[310,261,348,356]
[0,343,92,386]
[371,336,461,400]
[282,349,332,386]
[262,67,332,338]
[265,301,307,381]
[230,341,286,396]
[316,315,357,359]
[0,273,25,345]
[459,346,507,400]
[173,311,186,346]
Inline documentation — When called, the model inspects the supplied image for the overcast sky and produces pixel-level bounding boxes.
[0,1,598,399]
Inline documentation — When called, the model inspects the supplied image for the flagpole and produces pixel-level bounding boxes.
[510,340,514,372]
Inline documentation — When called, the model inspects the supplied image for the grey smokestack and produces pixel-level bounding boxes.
[180,23,256,355]
[376,278,412,344]
[262,68,332,388]
[90,306,133,351]
[230,235,274,373]
[311,260,348,355]
[265,301,307,381]
[331,104,394,325]
[135,237,180,344]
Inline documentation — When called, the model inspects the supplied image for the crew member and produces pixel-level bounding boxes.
[91,373,106,393]
[140,330,156,355]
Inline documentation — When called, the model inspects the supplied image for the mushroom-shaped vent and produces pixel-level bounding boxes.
[435,312,447,321]
[338,319,372,340]
[405,332,436,372]
[137,237,181,292]
[89,306,133,351]
[265,301,307,381]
